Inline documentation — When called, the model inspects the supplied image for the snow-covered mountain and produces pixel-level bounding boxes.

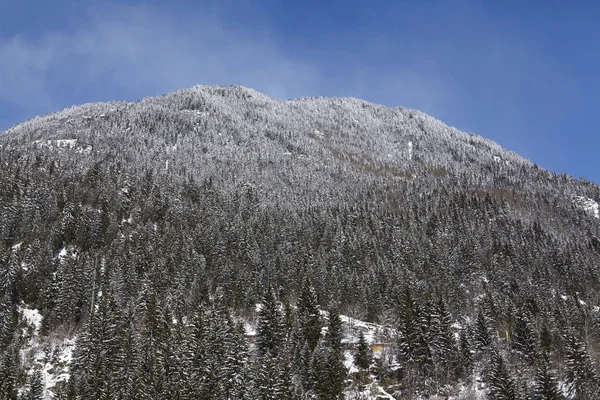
[1,86,599,399]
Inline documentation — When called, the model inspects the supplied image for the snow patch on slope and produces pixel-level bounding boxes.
[33,139,92,154]
[574,196,599,219]
[18,305,76,399]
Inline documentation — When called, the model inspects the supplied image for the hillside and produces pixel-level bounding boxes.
[1,85,600,399]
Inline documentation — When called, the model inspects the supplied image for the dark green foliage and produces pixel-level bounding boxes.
[354,330,372,370]
[474,311,492,352]
[0,346,18,400]
[23,371,44,400]
[458,327,473,378]
[430,297,459,381]
[257,289,285,357]
[564,334,600,399]
[512,312,536,363]
[487,351,518,400]
[297,278,321,353]
[396,286,432,391]
[534,359,564,400]
[1,86,600,396]
[71,286,126,399]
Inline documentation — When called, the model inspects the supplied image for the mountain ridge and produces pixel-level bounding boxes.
[1,85,600,399]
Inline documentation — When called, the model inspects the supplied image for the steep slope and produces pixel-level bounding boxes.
[1,85,600,399]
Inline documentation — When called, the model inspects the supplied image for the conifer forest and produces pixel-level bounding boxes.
[1,85,600,399]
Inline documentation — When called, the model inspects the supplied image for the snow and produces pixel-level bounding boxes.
[19,304,77,398]
[339,314,394,345]
[21,307,43,335]
[408,141,413,161]
[573,196,599,219]
[244,322,257,337]
[57,246,77,263]
[54,139,77,148]
[344,351,358,374]
[32,138,91,154]
[38,337,76,397]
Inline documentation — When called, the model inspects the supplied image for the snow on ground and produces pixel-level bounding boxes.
[32,139,91,154]
[57,246,78,263]
[345,381,396,400]
[18,305,76,399]
[20,307,43,335]
[339,314,395,346]
[574,196,599,219]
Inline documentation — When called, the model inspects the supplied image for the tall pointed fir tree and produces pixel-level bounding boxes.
[295,278,321,391]
[534,359,564,400]
[564,333,599,399]
[71,284,126,399]
[24,370,44,400]
[511,312,536,364]
[396,287,432,391]
[458,327,473,379]
[223,321,252,400]
[430,297,459,383]
[257,288,285,357]
[297,278,321,353]
[313,307,346,400]
[487,351,518,400]
[354,330,372,370]
[0,345,18,400]
[474,310,491,352]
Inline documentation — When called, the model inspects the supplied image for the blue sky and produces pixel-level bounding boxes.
[1,0,599,183]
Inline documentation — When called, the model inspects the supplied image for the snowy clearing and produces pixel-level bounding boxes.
[574,196,599,219]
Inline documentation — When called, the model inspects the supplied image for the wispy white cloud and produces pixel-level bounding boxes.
[0,2,454,124]
[0,3,319,107]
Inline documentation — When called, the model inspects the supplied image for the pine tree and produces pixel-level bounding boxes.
[487,351,518,400]
[512,312,536,363]
[474,310,491,351]
[396,287,432,386]
[297,278,321,353]
[458,327,473,378]
[252,354,286,400]
[223,322,251,400]
[71,285,126,399]
[534,359,564,400]
[24,370,44,400]
[257,288,284,357]
[431,298,459,381]
[564,334,599,399]
[0,346,18,400]
[354,330,372,370]
[313,307,346,400]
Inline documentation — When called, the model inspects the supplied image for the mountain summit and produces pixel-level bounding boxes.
[1,86,599,399]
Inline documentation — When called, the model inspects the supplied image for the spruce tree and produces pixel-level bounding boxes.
[313,307,346,400]
[0,346,17,400]
[458,327,473,378]
[223,322,251,400]
[257,288,284,357]
[534,359,564,400]
[252,354,286,400]
[297,278,321,353]
[564,334,599,399]
[24,370,44,400]
[354,330,372,370]
[474,310,491,351]
[512,312,536,363]
[487,351,518,400]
